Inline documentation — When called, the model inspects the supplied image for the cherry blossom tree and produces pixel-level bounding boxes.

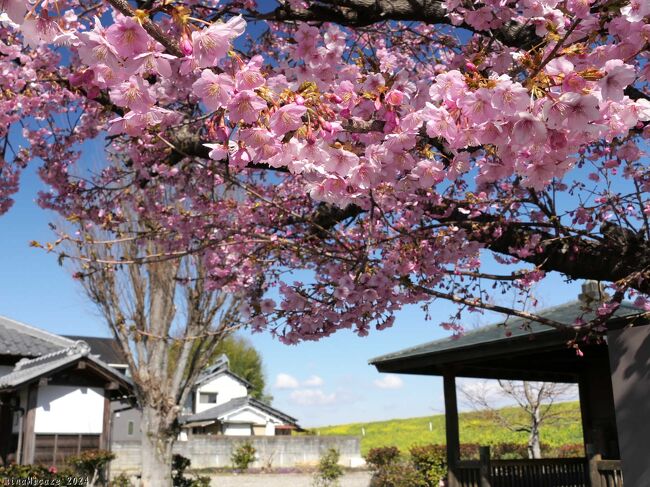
[1,0,649,479]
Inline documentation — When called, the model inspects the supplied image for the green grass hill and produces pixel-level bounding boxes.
[310,401,583,455]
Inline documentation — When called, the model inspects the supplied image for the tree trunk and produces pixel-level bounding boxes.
[140,405,175,487]
[528,411,542,459]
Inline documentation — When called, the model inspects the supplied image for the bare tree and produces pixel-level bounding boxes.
[66,219,241,486]
[459,380,577,459]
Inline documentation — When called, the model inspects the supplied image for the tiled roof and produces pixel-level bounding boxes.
[181,396,298,426]
[0,340,132,389]
[64,335,126,365]
[0,316,74,357]
[195,354,252,389]
[369,300,644,366]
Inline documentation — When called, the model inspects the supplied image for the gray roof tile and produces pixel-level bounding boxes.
[0,316,74,357]
[181,396,298,426]
[0,341,132,389]
[369,301,644,365]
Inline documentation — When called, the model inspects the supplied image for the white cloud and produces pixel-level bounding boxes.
[275,373,299,389]
[290,389,337,406]
[374,374,404,390]
[303,375,324,387]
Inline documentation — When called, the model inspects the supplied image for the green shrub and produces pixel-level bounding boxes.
[67,449,116,486]
[552,443,584,458]
[172,454,210,487]
[313,448,344,487]
[365,446,426,487]
[409,445,446,487]
[109,473,134,487]
[0,464,75,481]
[369,462,426,487]
[231,441,257,471]
[365,446,401,469]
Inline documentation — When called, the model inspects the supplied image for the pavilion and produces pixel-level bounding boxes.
[370,287,648,487]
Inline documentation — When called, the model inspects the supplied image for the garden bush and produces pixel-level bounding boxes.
[365,446,426,487]
[0,463,75,482]
[369,461,427,487]
[409,445,446,487]
[313,448,344,487]
[230,441,257,471]
[551,443,585,458]
[67,449,116,486]
[364,446,401,469]
[109,473,134,487]
[172,454,210,487]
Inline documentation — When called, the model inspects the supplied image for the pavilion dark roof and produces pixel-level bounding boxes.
[369,301,645,380]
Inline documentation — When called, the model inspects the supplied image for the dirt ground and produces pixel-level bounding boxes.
[209,470,372,487]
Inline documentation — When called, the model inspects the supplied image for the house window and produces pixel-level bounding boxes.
[199,392,218,404]
[127,421,134,436]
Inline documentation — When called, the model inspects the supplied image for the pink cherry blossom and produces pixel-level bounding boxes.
[227,90,267,124]
[78,17,122,71]
[0,0,25,24]
[204,143,228,160]
[192,70,235,111]
[511,113,548,146]
[620,0,650,22]
[599,60,636,102]
[191,15,246,68]
[105,15,150,58]
[269,104,307,136]
[492,79,529,114]
[110,77,155,112]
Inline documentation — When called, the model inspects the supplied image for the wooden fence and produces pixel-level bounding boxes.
[453,446,623,487]
[33,434,100,466]
[596,460,623,487]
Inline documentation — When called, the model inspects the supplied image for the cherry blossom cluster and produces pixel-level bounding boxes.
[0,0,648,341]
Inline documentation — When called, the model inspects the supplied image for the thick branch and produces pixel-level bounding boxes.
[314,202,650,295]
[259,0,541,50]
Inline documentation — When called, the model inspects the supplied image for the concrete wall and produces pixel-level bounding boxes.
[111,436,362,473]
[608,324,650,487]
[34,385,104,434]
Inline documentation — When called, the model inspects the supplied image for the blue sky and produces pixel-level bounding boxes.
[0,161,583,427]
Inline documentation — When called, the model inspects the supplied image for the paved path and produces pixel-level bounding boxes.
[209,471,372,487]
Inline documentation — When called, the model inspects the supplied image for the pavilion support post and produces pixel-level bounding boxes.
[479,446,491,487]
[444,374,460,487]
[588,453,602,487]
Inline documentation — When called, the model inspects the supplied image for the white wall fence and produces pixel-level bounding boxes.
[111,436,363,474]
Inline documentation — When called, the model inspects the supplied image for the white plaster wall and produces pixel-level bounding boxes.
[34,385,104,434]
[224,408,272,426]
[195,374,247,413]
[223,424,251,436]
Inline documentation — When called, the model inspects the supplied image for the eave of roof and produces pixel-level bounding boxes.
[195,368,252,389]
[369,301,645,369]
[0,342,132,391]
[181,396,298,426]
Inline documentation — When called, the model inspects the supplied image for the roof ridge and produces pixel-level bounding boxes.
[15,341,91,371]
[0,315,77,349]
